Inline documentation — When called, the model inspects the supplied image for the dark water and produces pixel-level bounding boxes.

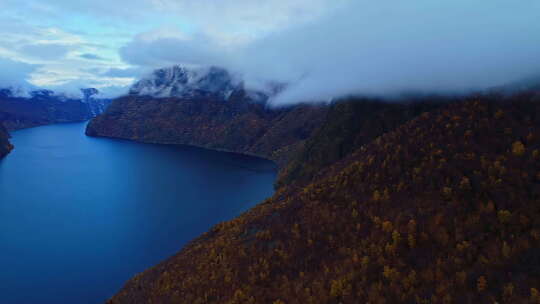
[0,122,276,304]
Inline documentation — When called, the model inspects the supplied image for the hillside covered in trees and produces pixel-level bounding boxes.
[86,92,328,167]
[106,90,540,303]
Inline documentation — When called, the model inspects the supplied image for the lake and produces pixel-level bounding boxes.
[0,122,276,304]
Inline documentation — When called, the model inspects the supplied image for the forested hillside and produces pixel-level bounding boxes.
[86,92,327,167]
[276,98,447,188]
[108,91,540,304]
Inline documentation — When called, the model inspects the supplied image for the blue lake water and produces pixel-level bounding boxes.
[0,122,276,304]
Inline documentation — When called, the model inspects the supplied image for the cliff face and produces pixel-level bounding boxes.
[108,92,540,304]
[87,92,328,167]
[0,122,13,158]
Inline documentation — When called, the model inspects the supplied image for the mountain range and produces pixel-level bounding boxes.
[104,91,540,304]
[0,87,112,157]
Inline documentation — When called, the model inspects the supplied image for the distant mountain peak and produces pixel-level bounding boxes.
[129,65,243,100]
[0,86,112,119]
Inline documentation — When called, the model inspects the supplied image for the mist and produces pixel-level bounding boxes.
[121,0,540,105]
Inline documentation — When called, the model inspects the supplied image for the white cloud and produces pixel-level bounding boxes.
[119,28,228,68]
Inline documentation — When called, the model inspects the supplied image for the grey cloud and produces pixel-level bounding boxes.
[119,0,540,105]
[80,53,104,60]
[120,33,225,68]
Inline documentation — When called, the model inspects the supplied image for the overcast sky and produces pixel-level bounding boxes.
[1,0,539,102]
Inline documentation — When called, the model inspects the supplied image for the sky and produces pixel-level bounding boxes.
[1,0,539,102]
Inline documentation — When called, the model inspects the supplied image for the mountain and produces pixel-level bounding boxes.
[87,66,325,167]
[88,64,447,177]
[88,65,540,303]
[107,90,540,304]
[0,122,13,158]
[0,87,111,131]
[129,66,243,101]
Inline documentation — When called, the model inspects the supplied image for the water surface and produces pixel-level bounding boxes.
[0,122,276,304]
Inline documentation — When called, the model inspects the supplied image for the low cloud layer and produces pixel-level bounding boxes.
[120,0,540,104]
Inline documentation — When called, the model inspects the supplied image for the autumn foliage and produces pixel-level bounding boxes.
[109,92,540,304]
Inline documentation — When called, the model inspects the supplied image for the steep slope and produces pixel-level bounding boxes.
[86,92,327,167]
[0,122,13,158]
[276,98,447,188]
[0,88,111,130]
[108,93,540,304]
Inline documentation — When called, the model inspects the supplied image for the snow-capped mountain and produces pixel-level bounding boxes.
[129,66,243,100]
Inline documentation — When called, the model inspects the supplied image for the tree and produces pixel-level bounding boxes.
[477,276,487,292]
[512,141,525,156]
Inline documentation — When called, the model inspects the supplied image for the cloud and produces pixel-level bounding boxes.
[119,0,540,105]
[45,78,130,98]
[147,0,347,43]
[239,0,540,104]
[0,0,342,95]
[2,0,539,102]
[0,56,40,88]
[79,53,104,60]
[120,28,227,68]
[17,43,72,60]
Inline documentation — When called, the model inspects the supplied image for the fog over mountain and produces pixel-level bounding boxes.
[121,0,540,104]
[1,0,539,103]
